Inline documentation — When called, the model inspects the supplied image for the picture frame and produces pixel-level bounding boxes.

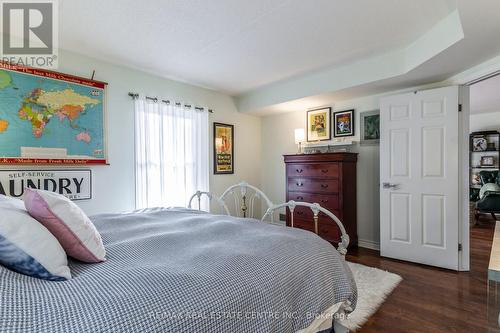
[480,155,495,167]
[306,107,331,142]
[360,110,380,145]
[472,136,487,152]
[0,169,92,200]
[333,109,355,137]
[213,123,234,174]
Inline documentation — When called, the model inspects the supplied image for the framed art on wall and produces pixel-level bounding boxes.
[214,123,234,174]
[307,107,331,142]
[472,136,487,151]
[481,156,495,167]
[333,109,354,137]
[0,169,92,200]
[360,110,380,145]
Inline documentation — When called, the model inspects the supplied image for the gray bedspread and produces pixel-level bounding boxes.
[0,208,356,333]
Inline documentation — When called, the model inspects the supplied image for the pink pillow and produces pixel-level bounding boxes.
[24,188,106,263]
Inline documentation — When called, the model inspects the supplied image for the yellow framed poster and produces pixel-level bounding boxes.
[214,123,234,174]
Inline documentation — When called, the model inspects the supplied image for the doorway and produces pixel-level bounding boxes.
[469,75,500,225]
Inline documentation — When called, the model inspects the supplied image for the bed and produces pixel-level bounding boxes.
[0,185,357,333]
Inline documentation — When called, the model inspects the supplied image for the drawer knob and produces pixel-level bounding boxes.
[297,211,304,215]
[297,196,304,200]
[321,184,329,188]
[296,182,304,187]
[321,169,329,173]
[321,199,328,203]
[296,169,303,173]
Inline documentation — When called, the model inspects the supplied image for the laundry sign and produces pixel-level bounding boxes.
[0,170,92,200]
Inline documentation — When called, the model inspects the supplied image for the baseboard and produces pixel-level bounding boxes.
[358,239,380,251]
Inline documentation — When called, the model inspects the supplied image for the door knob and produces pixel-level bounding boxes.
[383,182,399,189]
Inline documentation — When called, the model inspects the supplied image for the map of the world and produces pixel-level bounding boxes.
[0,63,107,165]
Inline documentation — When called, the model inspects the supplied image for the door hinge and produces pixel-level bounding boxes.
[458,104,463,112]
[458,243,463,251]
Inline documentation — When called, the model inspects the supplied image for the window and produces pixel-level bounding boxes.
[134,97,209,209]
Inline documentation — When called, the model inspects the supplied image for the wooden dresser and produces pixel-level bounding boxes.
[284,153,358,247]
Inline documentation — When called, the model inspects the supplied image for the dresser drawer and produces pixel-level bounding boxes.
[287,178,339,194]
[318,224,341,243]
[288,217,341,242]
[288,192,339,210]
[287,163,339,178]
[290,218,315,232]
[288,205,341,221]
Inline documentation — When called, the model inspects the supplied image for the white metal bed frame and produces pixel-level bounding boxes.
[188,181,350,254]
[188,191,229,215]
[220,181,274,219]
[262,201,350,256]
[188,181,352,333]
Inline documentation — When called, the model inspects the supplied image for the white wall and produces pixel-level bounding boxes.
[470,111,500,132]
[1,50,261,215]
[261,94,382,247]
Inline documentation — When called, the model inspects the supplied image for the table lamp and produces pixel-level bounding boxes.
[294,128,305,154]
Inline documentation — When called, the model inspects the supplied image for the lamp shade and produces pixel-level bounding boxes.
[294,128,305,144]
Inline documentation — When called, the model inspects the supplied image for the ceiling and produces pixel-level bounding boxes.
[58,0,500,114]
[60,0,454,94]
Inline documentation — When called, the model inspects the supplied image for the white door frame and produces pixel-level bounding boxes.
[455,70,500,271]
[458,86,470,271]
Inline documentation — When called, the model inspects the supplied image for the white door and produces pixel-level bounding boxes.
[380,86,460,270]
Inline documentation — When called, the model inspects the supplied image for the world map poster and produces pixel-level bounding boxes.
[0,62,107,165]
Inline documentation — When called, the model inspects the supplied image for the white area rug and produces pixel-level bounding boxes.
[340,262,402,331]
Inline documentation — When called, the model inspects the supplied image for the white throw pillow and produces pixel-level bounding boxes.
[24,188,106,263]
[479,183,500,200]
[0,195,71,281]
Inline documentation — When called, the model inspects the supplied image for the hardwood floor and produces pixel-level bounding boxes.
[346,220,498,333]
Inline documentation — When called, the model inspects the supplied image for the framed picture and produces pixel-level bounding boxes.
[481,156,495,167]
[0,169,92,200]
[360,110,380,145]
[472,136,487,152]
[333,109,355,137]
[307,107,331,142]
[214,123,234,174]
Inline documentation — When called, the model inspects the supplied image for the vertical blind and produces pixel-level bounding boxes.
[134,97,209,209]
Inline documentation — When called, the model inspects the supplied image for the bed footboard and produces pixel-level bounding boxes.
[189,182,350,256]
[262,201,350,256]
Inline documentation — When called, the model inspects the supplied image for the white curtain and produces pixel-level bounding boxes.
[134,97,209,209]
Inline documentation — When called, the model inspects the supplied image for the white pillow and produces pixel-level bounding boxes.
[24,188,106,263]
[479,183,500,200]
[0,195,71,281]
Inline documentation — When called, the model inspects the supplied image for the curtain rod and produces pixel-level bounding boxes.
[128,92,214,113]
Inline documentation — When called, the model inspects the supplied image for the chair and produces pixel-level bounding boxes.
[220,181,274,220]
[261,200,350,256]
[473,171,500,223]
[187,191,229,215]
